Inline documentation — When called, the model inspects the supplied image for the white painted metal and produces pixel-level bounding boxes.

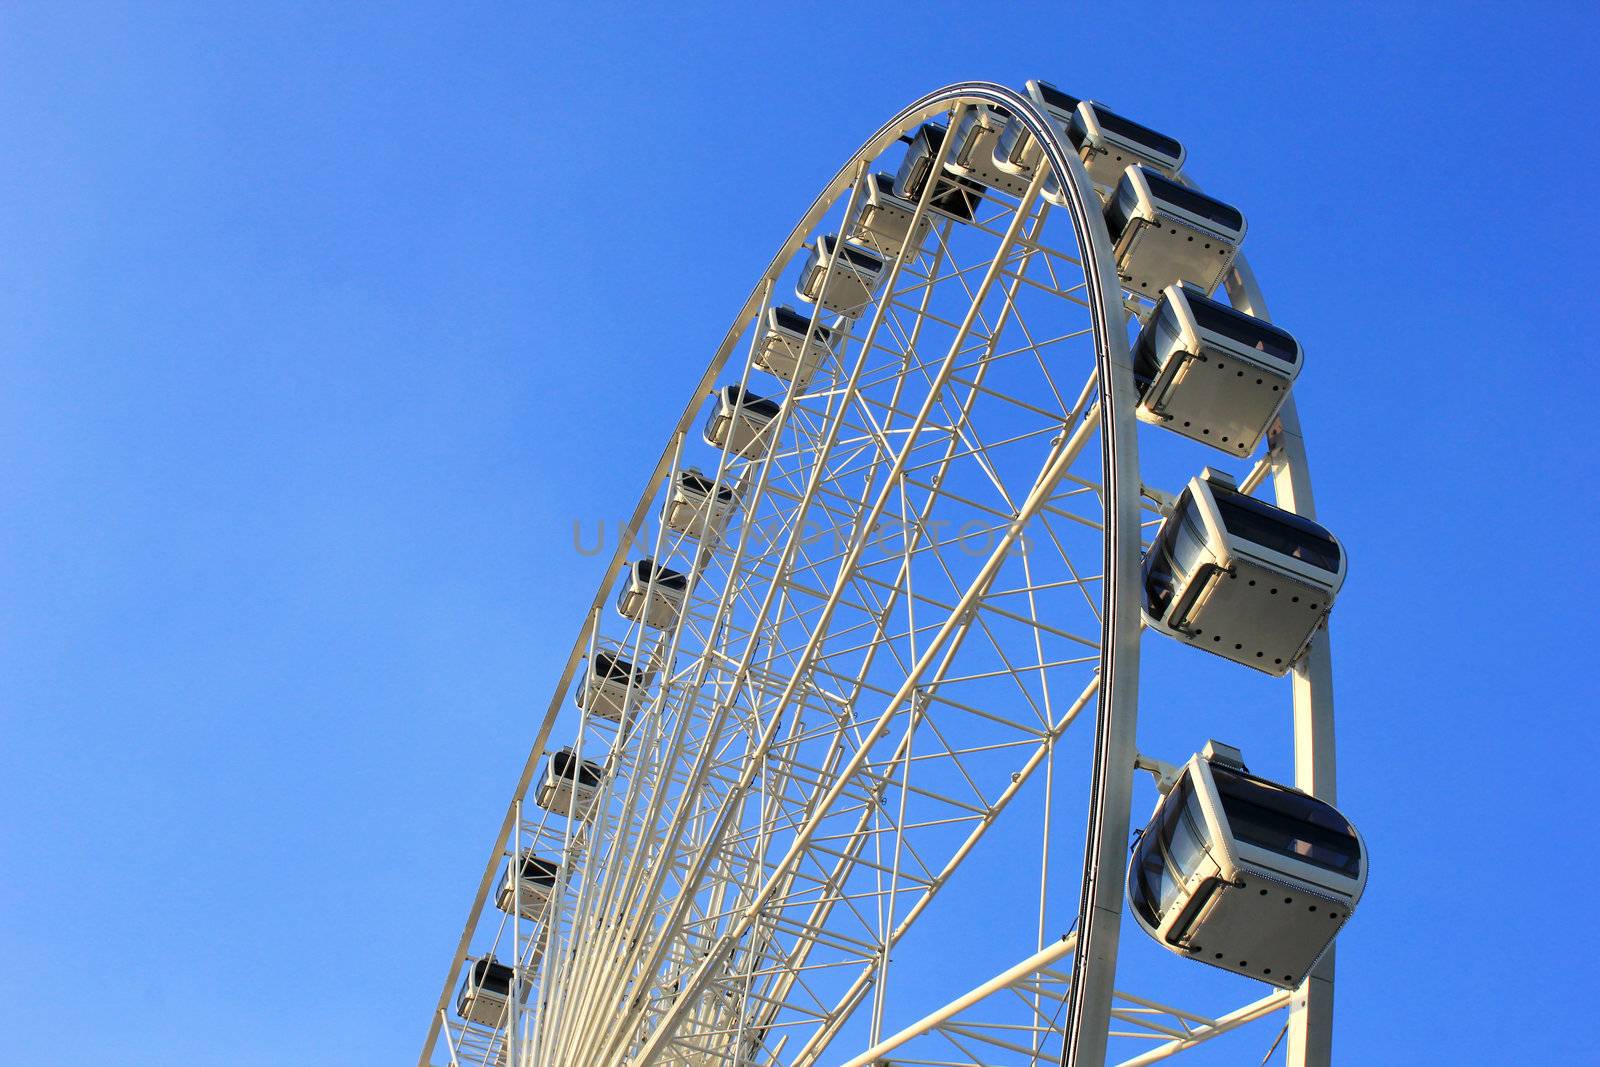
[1132,283,1300,455]
[1107,167,1245,297]
[1124,749,1365,989]
[416,81,1349,1067]
[1068,101,1186,186]
[848,173,933,259]
[950,104,1033,198]
[1140,470,1345,675]
[1225,254,1340,1067]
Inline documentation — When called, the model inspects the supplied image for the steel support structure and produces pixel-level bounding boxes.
[417,81,1344,1067]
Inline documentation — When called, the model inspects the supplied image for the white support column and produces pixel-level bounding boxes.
[1052,101,1146,1067]
[1227,257,1337,1067]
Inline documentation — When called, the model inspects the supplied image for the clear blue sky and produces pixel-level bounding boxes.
[1,4,1595,1064]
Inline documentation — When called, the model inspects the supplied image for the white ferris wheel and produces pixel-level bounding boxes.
[419,80,1367,1067]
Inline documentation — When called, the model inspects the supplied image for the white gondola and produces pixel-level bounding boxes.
[1133,284,1302,455]
[663,467,739,539]
[994,80,1081,185]
[1107,166,1245,296]
[1068,100,1185,188]
[703,384,781,459]
[948,104,1031,197]
[796,235,885,319]
[1127,742,1366,989]
[1143,469,1345,675]
[535,747,606,820]
[575,649,654,722]
[848,172,933,259]
[754,305,837,389]
[495,850,560,920]
[616,557,688,630]
[893,123,985,223]
[456,955,516,1027]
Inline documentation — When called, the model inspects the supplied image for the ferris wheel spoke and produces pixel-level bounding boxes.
[640,415,1100,1062]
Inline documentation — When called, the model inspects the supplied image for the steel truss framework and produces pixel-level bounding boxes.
[420,82,1343,1067]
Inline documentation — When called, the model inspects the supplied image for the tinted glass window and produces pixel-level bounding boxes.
[743,395,781,420]
[1159,776,1210,879]
[679,473,736,504]
[519,855,559,883]
[1131,839,1166,926]
[1139,169,1244,232]
[933,174,982,220]
[1142,518,1181,619]
[1105,182,1138,239]
[1211,487,1341,573]
[820,237,881,273]
[679,471,715,495]
[1155,849,1181,913]
[1178,505,1209,556]
[722,385,779,420]
[551,750,603,787]
[1185,292,1299,364]
[893,126,945,199]
[472,959,513,994]
[636,559,688,591]
[1165,800,1207,879]
[1035,82,1080,114]
[1131,318,1160,391]
[593,652,642,684]
[1087,104,1182,161]
[772,306,812,334]
[1212,766,1361,877]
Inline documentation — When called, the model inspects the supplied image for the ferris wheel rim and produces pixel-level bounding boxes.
[418,79,1341,1067]
[416,80,1138,1063]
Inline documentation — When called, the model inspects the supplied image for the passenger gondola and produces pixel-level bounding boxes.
[994,80,1082,189]
[1142,469,1345,675]
[848,173,932,259]
[1127,742,1366,989]
[796,235,886,320]
[893,123,985,223]
[703,384,782,459]
[948,104,1031,198]
[575,649,654,722]
[663,467,739,539]
[535,747,606,820]
[456,955,516,1027]
[1133,284,1302,455]
[1107,166,1245,296]
[755,305,837,389]
[495,850,560,920]
[616,557,688,630]
[1068,100,1185,188]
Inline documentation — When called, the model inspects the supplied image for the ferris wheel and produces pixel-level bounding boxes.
[418,80,1366,1067]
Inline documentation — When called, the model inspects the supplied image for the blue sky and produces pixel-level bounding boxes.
[1,4,1596,1064]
